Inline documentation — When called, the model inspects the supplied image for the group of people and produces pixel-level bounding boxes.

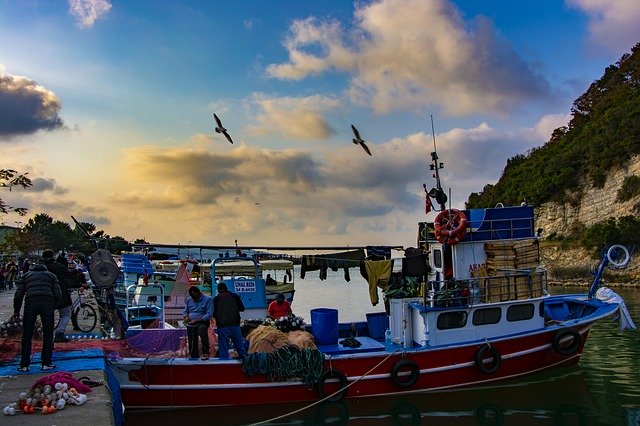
[11,249,88,372]
[183,281,293,361]
[183,282,249,361]
[0,258,23,290]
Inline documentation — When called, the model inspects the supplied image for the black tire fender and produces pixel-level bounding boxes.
[316,368,348,402]
[390,358,420,388]
[474,344,502,374]
[551,329,582,356]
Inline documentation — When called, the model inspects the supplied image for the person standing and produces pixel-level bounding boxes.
[183,286,213,360]
[42,249,77,343]
[13,261,62,372]
[212,282,247,360]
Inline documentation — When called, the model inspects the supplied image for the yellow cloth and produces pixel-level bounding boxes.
[364,260,393,306]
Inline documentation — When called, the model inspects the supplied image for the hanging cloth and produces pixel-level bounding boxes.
[363,259,393,306]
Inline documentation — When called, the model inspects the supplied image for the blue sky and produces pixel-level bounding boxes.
[1,0,639,247]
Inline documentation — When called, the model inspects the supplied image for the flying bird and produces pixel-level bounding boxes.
[213,113,234,144]
[351,124,372,156]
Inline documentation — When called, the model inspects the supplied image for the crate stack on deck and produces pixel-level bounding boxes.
[481,239,544,302]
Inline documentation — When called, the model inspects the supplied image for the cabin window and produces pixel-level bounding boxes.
[507,303,535,321]
[433,249,442,268]
[437,311,468,330]
[472,307,502,325]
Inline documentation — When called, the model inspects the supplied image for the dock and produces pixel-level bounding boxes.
[0,288,121,426]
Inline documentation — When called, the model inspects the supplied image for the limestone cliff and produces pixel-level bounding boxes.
[535,155,640,237]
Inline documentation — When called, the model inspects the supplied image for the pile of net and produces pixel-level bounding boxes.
[246,325,317,353]
[242,346,324,386]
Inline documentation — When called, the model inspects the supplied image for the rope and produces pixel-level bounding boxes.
[248,349,400,426]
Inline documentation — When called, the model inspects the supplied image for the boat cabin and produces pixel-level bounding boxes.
[386,205,548,349]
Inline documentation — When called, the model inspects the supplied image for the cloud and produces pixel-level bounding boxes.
[266,0,550,115]
[247,93,341,140]
[567,0,640,53]
[30,177,69,195]
[0,66,65,138]
[68,0,112,29]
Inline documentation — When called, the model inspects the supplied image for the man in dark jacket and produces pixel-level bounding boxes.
[42,249,78,342]
[13,261,62,372]
[212,282,247,360]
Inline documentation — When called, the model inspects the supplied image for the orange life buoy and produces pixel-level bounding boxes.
[434,209,468,245]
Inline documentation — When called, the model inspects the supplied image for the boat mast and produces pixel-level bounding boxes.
[426,115,448,211]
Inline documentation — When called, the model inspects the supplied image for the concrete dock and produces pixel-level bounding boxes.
[0,287,119,425]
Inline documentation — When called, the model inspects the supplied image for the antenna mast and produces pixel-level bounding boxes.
[427,115,447,211]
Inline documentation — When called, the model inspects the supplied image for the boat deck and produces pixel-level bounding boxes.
[317,336,385,355]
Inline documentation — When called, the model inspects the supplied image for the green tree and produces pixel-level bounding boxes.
[0,169,33,216]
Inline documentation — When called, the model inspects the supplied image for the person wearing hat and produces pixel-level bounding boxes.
[13,259,62,372]
[212,282,247,360]
[183,286,213,360]
[268,293,292,319]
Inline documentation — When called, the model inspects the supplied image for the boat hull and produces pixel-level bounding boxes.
[112,323,592,409]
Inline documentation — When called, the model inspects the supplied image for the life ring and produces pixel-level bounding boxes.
[474,344,501,374]
[390,359,420,388]
[317,368,348,402]
[606,245,630,267]
[434,209,468,245]
[551,329,582,356]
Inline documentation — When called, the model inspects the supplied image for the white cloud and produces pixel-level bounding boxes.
[267,0,550,115]
[68,0,112,29]
[567,0,640,53]
[247,93,341,140]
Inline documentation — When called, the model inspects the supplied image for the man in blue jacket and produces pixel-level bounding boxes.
[212,282,247,360]
[13,261,62,372]
[183,286,213,360]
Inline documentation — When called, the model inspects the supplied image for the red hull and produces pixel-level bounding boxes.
[113,325,591,409]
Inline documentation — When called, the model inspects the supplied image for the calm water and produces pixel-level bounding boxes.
[125,267,640,425]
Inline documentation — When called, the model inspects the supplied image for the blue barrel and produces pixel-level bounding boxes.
[311,308,339,345]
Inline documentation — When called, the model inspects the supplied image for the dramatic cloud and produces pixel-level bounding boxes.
[267,0,550,115]
[0,67,65,138]
[567,0,640,53]
[68,0,112,28]
[30,177,69,195]
[248,94,341,140]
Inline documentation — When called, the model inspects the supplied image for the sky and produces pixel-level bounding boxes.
[1,0,639,249]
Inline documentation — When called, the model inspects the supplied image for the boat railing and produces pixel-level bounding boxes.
[423,269,547,308]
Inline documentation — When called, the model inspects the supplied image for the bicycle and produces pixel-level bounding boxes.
[54,288,98,333]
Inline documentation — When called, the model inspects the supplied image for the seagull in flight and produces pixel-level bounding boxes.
[351,124,372,156]
[213,113,234,144]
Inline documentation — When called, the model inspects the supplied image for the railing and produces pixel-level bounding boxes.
[422,269,547,308]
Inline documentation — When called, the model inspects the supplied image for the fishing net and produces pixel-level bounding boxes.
[247,325,288,354]
[242,346,324,386]
[287,330,317,350]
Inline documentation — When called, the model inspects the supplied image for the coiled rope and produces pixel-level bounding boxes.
[248,349,400,426]
[243,346,324,386]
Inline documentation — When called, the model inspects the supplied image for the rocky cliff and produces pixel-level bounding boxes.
[535,155,640,237]
[535,156,640,283]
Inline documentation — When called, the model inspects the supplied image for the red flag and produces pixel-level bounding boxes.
[425,194,433,214]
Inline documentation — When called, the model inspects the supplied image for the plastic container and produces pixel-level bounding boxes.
[310,308,339,345]
[366,312,390,340]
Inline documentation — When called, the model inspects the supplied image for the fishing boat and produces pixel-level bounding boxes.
[107,142,636,411]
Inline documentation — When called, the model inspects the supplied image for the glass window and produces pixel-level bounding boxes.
[473,307,502,325]
[433,249,442,268]
[437,311,468,329]
[507,304,535,321]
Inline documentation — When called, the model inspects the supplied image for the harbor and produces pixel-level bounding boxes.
[0,288,120,426]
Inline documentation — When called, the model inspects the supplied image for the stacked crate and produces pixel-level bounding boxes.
[481,239,543,301]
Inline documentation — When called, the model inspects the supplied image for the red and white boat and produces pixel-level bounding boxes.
[108,150,635,411]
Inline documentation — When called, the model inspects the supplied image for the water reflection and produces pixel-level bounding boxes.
[124,369,598,425]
